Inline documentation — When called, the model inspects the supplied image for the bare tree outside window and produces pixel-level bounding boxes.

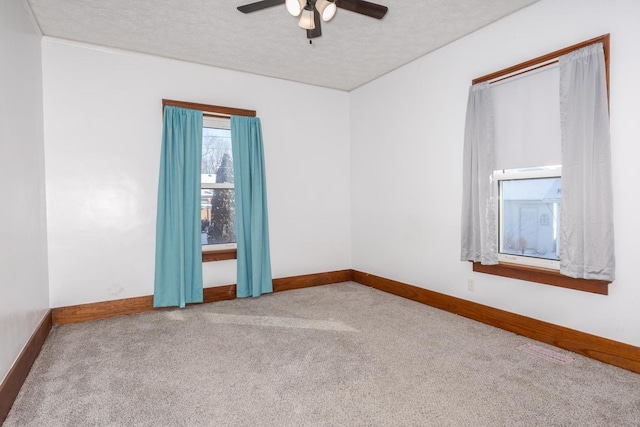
[200,126,235,247]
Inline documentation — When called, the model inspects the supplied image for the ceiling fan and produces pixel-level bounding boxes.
[237,0,388,42]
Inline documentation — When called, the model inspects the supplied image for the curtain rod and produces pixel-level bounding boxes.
[162,99,256,117]
[203,112,231,119]
[489,59,558,85]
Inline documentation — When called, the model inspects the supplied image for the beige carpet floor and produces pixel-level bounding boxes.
[5,282,640,426]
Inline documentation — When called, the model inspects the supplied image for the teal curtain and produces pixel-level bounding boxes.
[154,106,203,308]
[231,116,273,298]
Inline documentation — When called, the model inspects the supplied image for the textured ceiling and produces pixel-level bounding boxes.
[27,0,540,91]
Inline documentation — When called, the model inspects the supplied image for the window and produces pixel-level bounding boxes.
[200,116,236,252]
[490,62,562,272]
[162,98,257,262]
[495,166,561,270]
[464,35,612,294]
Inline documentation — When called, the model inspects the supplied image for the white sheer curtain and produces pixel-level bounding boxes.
[559,43,615,281]
[460,82,498,265]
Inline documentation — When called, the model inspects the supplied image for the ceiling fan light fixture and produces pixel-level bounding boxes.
[285,0,304,17]
[316,0,337,22]
[298,5,315,30]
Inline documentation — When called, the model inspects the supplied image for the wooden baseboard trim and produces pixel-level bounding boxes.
[52,295,156,325]
[0,310,52,425]
[351,270,640,374]
[273,269,353,292]
[203,284,237,303]
[51,270,352,325]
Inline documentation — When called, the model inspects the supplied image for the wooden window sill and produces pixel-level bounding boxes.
[472,262,609,295]
[203,249,237,262]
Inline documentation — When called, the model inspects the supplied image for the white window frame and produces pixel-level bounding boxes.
[201,116,236,252]
[493,165,562,270]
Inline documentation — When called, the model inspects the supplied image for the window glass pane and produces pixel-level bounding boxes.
[201,124,235,247]
[202,127,233,183]
[500,177,561,261]
[201,188,236,245]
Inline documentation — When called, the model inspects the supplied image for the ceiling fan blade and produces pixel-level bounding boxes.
[307,7,322,39]
[336,0,388,19]
[237,0,285,14]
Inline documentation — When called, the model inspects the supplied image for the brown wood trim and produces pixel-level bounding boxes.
[51,270,351,325]
[273,269,353,292]
[473,34,609,86]
[0,310,52,424]
[52,285,237,326]
[162,99,256,117]
[472,262,609,295]
[203,285,236,303]
[351,270,640,374]
[52,295,157,325]
[203,249,237,262]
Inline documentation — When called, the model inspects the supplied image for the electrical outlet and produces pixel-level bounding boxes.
[467,279,475,292]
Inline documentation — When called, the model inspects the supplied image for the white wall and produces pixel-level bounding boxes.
[350,0,640,346]
[42,39,351,307]
[0,0,50,383]
[32,0,640,348]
